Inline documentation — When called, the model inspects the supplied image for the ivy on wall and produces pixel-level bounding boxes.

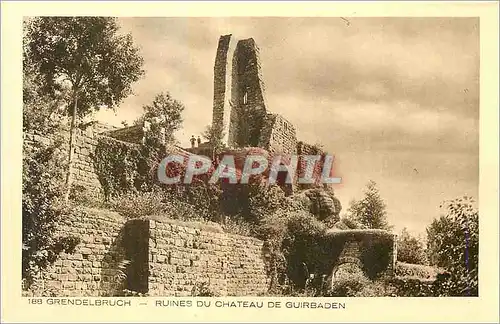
[93,135,163,200]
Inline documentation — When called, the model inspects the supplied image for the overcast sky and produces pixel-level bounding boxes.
[95,17,479,235]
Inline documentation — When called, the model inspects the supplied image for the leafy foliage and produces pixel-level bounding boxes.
[135,92,185,143]
[334,214,365,230]
[110,190,168,219]
[386,277,435,297]
[346,180,392,230]
[93,137,143,199]
[110,188,215,223]
[25,17,144,117]
[22,139,80,287]
[247,181,286,223]
[219,177,286,224]
[25,17,145,200]
[397,228,427,265]
[191,282,219,297]
[23,63,67,135]
[360,235,394,279]
[256,208,335,291]
[301,188,342,224]
[395,262,439,280]
[202,123,226,155]
[327,272,371,297]
[426,196,478,296]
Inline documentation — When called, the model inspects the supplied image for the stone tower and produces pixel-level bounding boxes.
[212,34,269,149]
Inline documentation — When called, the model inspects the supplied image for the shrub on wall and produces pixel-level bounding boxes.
[360,234,394,279]
[110,190,167,219]
[283,211,336,288]
[69,184,106,208]
[110,189,206,222]
[191,282,219,297]
[247,181,286,222]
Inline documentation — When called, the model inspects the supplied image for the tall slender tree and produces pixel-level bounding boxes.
[347,180,392,230]
[25,17,144,200]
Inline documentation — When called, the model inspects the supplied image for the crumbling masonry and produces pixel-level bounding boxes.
[212,34,297,154]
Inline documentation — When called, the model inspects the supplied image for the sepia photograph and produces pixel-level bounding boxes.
[19,15,484,300]
[1,0,498,322]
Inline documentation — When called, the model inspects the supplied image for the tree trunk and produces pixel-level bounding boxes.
[64,92,78,202]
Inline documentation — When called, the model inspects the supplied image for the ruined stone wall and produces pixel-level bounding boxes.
[148,219,270,296]
[25,208,271,297]
[24,208,128,297]
[229,38,268,148]
[105,124,145,144]
[259,113,297,154]
[71,128,102,195]
[326,229,397,279]
[212,35,234,146]
[23,126,103,196]
[212,35,271,149]
[82,121,119,135]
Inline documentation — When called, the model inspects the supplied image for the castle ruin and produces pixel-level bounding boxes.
[212,34,297,155]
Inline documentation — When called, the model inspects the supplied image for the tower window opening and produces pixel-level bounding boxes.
[243,91,248,105]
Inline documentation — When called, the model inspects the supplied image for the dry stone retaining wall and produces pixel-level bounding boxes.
[148,219,270,296]
[26,208,271,297]
[24,208,128,297]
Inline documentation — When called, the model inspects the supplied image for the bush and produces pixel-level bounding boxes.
[397,228,427,265]
[327,272,371,297]
[386,277,435,297]
[221,215,253,236]
[255,208,339,291]
[69,184,106,208]
[110,190,167,219]
[248,182,286,222]
[110,188,210,222]
[191,282,219,297]
[395,262,439,280]
[219,176,286,224]
[166,179,222,223]
[334,215,365,230]
[356,279,394,297]
[426,196,478,296]
[287,188,342,225]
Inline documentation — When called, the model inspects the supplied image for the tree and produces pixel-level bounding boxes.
[426,196,478,296]
[135,92,185,143]
[23,64,67,135]
[202,123,226,156]
[25,17,144,200]
[347,180,392,230]
[397,228,427,265]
